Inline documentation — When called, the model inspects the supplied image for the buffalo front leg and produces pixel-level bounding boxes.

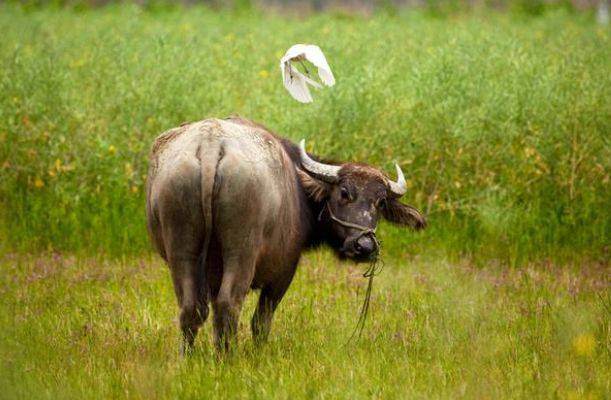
[251,265,296,344]
[251,285,288,344]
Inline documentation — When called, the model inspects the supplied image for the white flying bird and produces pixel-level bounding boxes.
[280,44,335,103]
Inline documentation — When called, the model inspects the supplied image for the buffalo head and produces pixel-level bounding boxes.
[298,140,427,262]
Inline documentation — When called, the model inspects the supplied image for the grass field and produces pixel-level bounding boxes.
[0,3,610,399]
[0,252,609,399]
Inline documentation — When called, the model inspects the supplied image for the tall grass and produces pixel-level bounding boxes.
[0,5,609,263]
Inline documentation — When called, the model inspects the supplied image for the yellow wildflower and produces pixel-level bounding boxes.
[572,333,596,357]
[131,185,139,194]
[34,178,45,188]
[258,70,269,79]
[108,145,116,155]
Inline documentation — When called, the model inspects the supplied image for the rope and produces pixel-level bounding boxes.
[318,202,376,234]
[317,201,384,343]
[347,256,385,344]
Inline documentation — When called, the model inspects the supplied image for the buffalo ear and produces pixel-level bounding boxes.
[297,169,330,202]
[382,198,427,230]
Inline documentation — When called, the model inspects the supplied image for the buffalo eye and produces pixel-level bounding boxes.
[375,197,386,209]
[340,187,351,201]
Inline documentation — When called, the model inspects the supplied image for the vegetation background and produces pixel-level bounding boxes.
[0,1,609,399]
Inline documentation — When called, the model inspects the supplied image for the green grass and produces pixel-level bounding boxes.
[0,6,609,398]
[0,5,609,263]
[0,252,608,399]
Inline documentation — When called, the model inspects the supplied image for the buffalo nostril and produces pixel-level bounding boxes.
[356,236,375,255]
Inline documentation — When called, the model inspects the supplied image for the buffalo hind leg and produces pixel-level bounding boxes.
[154,162,208,355]
[169,257,209,355]
[212,253,256,353]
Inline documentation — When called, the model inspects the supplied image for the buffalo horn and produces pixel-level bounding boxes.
[299,139,341,183]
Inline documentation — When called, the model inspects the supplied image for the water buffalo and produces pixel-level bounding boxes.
[146,117,426,353]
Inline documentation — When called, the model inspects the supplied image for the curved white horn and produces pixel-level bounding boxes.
[299,139,341,183]
[388,162,407,197]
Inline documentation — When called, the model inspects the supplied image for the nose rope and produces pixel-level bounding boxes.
[319,202,376,234]
[347,256,385,344]
[318,203,383,343]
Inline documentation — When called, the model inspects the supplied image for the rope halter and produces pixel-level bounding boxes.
[318,202,376,235]
[318,202,380,258]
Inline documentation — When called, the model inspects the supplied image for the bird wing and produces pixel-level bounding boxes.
[280,44,308,64]
[282,63,314,103]
[302,45,335,87]
[279,44,334,103]
[291,65,323,89]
